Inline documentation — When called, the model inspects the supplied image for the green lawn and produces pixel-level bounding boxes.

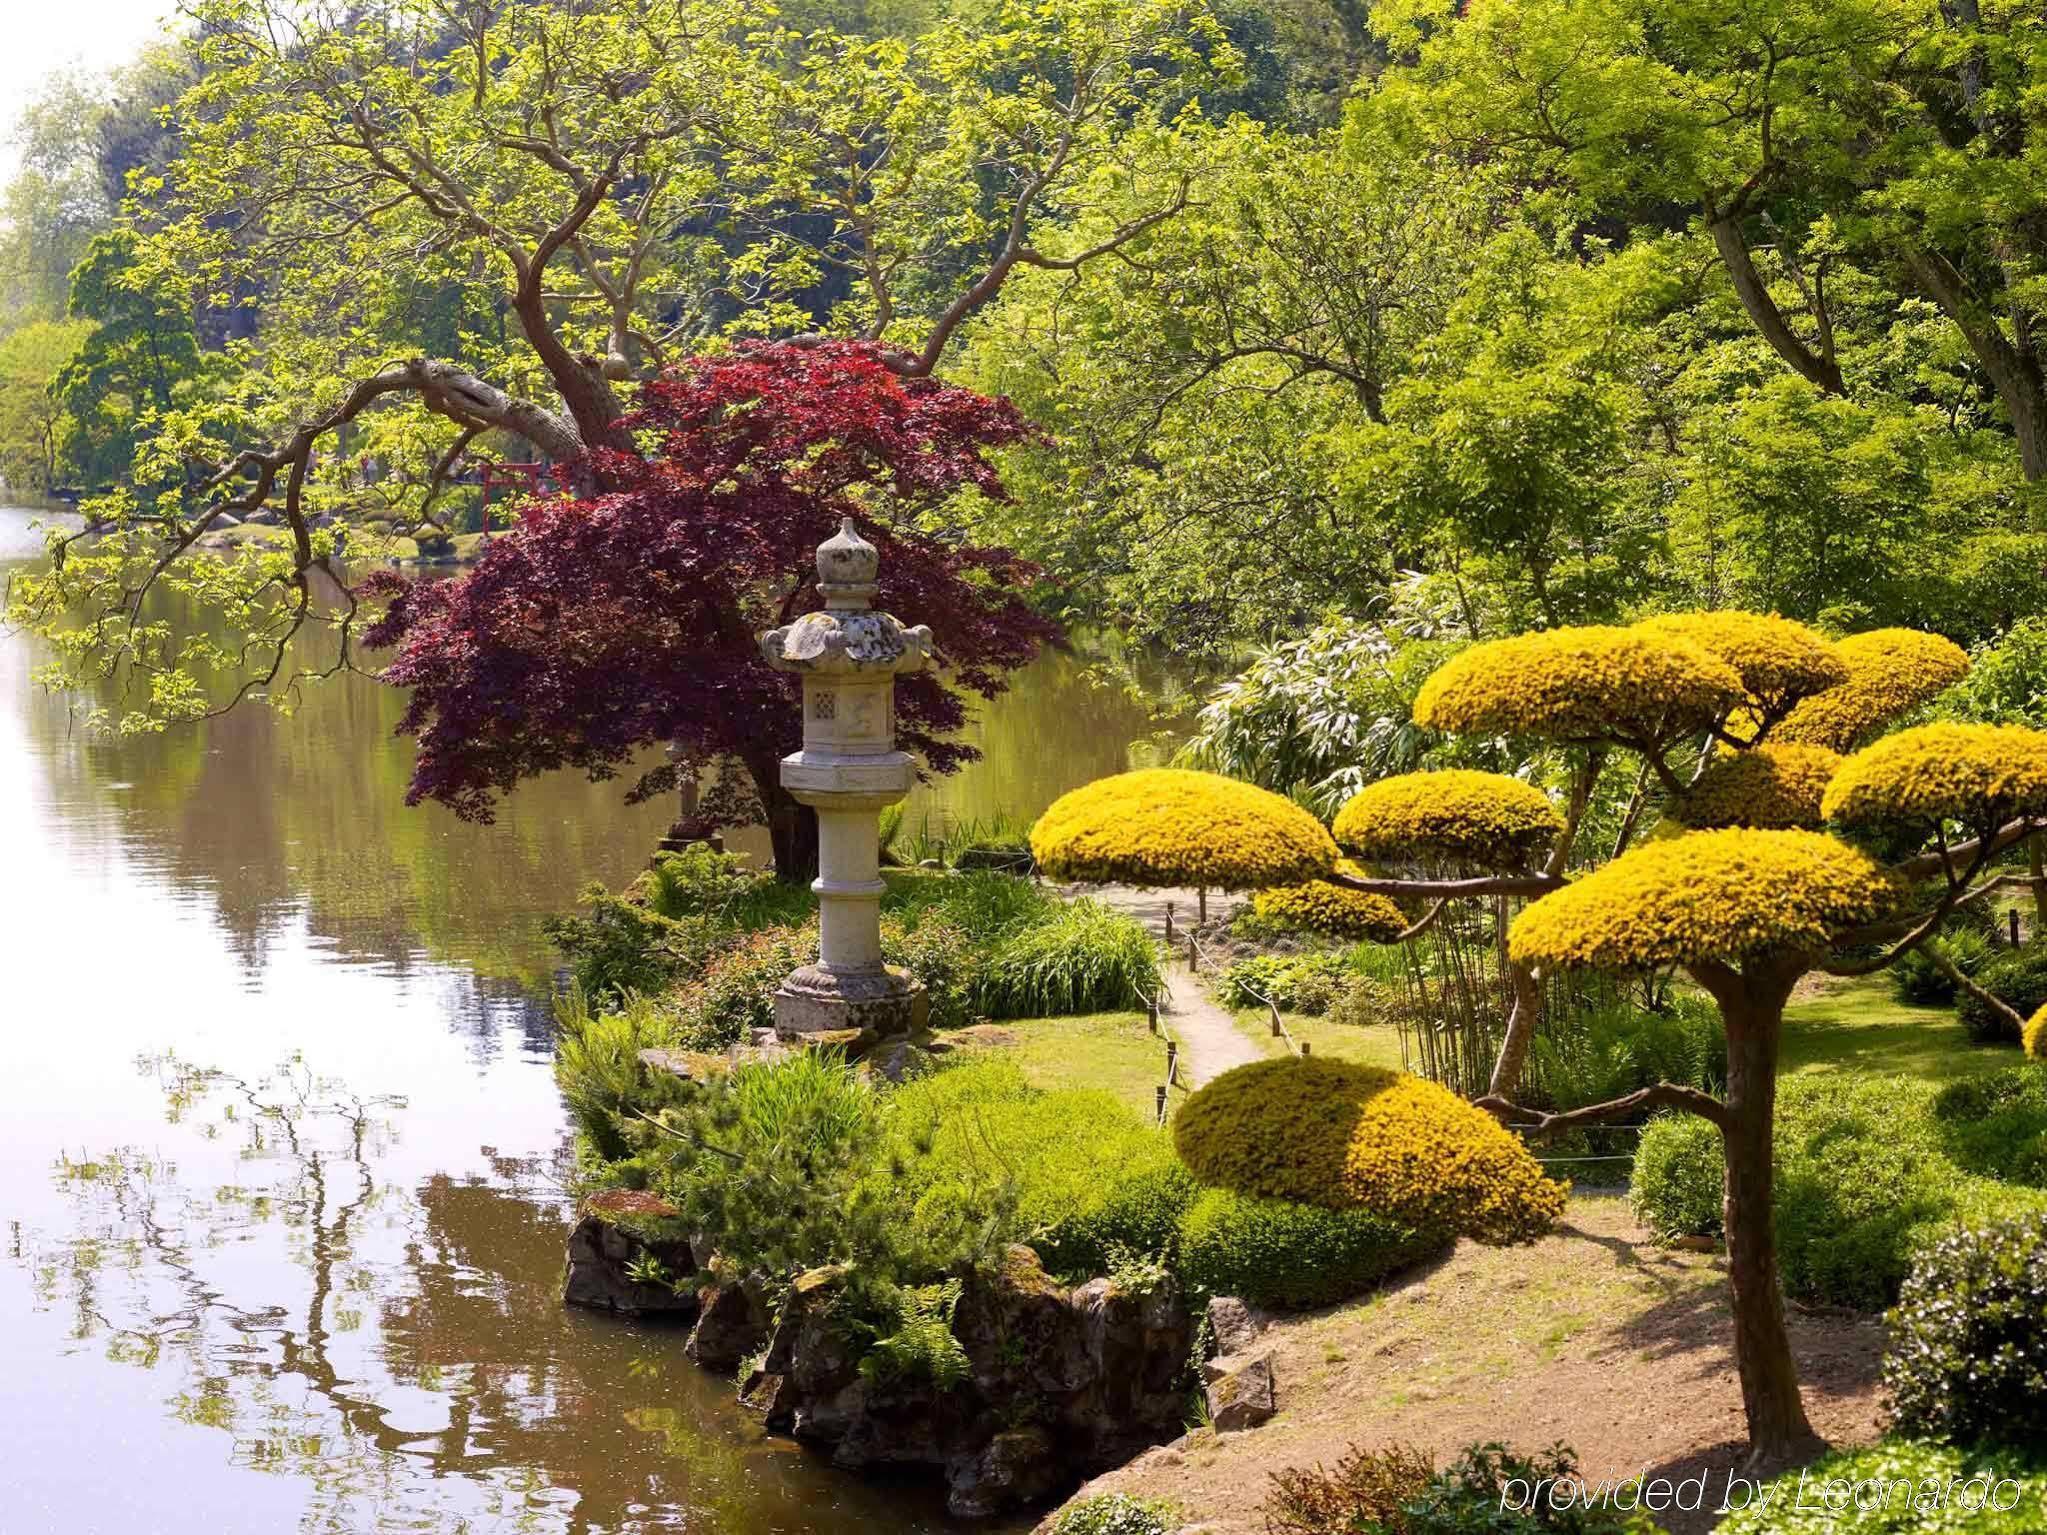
[1781,972,2020,1085]
[1230,1008,1406,1071]
[947,1010,1176,1120]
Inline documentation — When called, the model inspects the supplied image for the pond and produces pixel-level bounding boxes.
[0,505,1188,1534]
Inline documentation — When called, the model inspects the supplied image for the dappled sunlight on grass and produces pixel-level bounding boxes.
[944,1010,1171,1120]
[1782,973,2019,1084]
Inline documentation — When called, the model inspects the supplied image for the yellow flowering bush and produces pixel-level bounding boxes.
[1413,625,1743,746]
[1633,611,1847,720]
[1030,768,1338,891]
[1822,723,2047,835]
[1509,828,1897,972]
[1332,769,1563,870]
[1252,860,1408,940]
[1172,1057,1568,1245]
[1674,744,1843,830]
[2025,1004,2047,1063]
[1775,628,1971,751]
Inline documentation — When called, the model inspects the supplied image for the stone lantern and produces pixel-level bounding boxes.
[757,518,934,1043]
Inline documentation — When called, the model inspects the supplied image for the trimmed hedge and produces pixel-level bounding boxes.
[1629,1076,2047,1308]
[1177,1187,1445,1309]
[1173,1057,1566,1246]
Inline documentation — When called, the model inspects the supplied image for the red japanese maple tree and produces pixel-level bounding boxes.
[363,342,1060,880]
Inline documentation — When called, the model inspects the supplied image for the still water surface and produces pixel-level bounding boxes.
[0,505,1181,1534]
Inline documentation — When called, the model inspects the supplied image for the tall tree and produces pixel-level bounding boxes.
[10,0,1226,781]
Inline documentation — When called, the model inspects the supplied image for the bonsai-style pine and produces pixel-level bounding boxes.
[1033,610,2047,1470]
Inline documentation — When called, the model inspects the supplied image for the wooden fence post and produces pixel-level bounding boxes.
[1166,1040,1178,1083]
[1164,903,1176,943]
[1300,1040,1311,1057]
[2012,909,2022,947]
[1155,1084,1168,1124]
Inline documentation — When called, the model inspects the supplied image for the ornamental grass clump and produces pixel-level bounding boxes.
[1253,859,1408,939]
[1775,627,1972,751]
[1030,767,1338,889]
[1508,828,1897,973]
[1333,769,1562,869]
[1413,625,1743,745]
[1675,743,1842,830]
[1171,1057,1566,1245]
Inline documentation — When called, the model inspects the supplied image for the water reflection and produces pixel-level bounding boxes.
[14,1053,977,1534]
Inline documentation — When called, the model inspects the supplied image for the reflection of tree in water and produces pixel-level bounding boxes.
[18,1054,965,1535]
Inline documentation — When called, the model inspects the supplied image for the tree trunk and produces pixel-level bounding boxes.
[1708,213,1847,397]
[1717,967,1827,1472]
[1899,246,2047,482]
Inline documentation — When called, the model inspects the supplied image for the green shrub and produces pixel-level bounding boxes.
[881,915,983,1029]
[1890,928,1995,1007]
[1264,1443,1437,1535]
[553,986,679,1162]
[878,1058,1184,1271]
[1884,1216,2047,1447]
[1931,1067,2047,1186]
[1048,1494,1175,1535]
[1176,1187,1444,1309]
[975,899,1161,1018]
[1957,942,2047,1044]
[1627,1076,2047,1307]
[1035,1162,1201,1282]
[1630,1114,1725,1240]
[1220,952,1354,1014]
[544,884,723,1003]
[667,922,819,1049]
[1713,1440,2047,1535]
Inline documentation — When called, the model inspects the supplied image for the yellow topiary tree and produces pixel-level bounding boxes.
[1674,744,1842,830]
[1030,767,1337,890]
[1252,859,1410,941]
[1030,610,2047,1472]
[1333,769,1563,870]
[2026,1004,2047,1064]
[1773,628,1971,751]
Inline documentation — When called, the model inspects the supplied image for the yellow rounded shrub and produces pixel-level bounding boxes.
[1509,828,1896,972]
[1252,860,1408,940]
[1675,743,1842,830]
[1822,723,2047,834]
[1634,611,1847,720]
[1775,628,1971,751]
[1414,625,1743,746]
[1030,768,1338,891]
[1333,769,1563,870]
[1172,1057,1568,1245]
[2025,1004,2047,1064]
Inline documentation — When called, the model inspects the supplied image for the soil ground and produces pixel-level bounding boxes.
[1047,1194,1886,1535]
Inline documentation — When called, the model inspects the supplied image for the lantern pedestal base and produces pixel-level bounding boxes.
[772,963,927,1045]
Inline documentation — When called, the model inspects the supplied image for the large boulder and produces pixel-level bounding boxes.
[561,1191,699,1319]
[685,1281,768,1373]
[755,1246,1195,1519]
[1201,1351,1276,1431]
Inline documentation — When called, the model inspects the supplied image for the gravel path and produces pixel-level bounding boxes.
[1055,881,1262,1088]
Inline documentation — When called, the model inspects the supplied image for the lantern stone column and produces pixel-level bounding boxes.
[757,519,933,1043]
